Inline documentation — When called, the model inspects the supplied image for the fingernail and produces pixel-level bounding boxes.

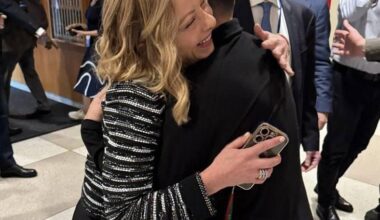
[279,136,285,142]
[244,132,250,137]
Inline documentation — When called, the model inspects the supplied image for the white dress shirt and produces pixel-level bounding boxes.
[333,0,380,74]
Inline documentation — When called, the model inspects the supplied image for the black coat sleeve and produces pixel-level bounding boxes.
[0,0,39,34]
[81,119,105,170]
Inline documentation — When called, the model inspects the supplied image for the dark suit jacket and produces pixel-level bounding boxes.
[156,20,312,220]
[234,0,319,151]
[292,0,333,113]
[0,0,40,34]
[0,0,46,52]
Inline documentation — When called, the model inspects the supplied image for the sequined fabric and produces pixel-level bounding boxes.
[80,81,215,220]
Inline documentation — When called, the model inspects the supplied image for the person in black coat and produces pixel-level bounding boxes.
[1,0,54,124]
[0,0,49,178]
[234,0,320,172]
[156,0,313,219]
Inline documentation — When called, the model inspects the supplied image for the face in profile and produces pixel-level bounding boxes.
[173,0,216,65]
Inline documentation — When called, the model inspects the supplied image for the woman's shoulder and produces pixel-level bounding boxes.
[108,81,163,100]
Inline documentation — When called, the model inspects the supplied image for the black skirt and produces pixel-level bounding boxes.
[73,44,103,98]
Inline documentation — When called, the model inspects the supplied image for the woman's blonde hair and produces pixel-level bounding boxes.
[96,0,190,125]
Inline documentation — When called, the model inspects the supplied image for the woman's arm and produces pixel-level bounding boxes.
[101,83,216,220]
[72,29,99,37]
[83,83,282,219]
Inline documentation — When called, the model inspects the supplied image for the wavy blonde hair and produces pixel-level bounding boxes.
[96,0,190,125]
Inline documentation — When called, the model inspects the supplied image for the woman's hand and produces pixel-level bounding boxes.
[200,133,283,195]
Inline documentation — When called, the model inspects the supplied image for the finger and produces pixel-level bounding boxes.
[334,29,349,37]
[278,53,294,76]
[265,168,274,178]
[337,37,346,45]
[343,19,355,33]
[271,48,285,63]
[318,120,326,130]
[254,24,269,41]
[245,136,286,155]
[332,42,345,50]
[301,164,307,172]
[261,38,277,50]
[332,49,346,56]
[304,156,311,166]
[284,65,295,76]
[256,155,282,169]
[225,132,251,149]
[252,168,273,184]
[303,163,317,172]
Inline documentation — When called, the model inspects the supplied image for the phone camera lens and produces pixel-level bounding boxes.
[260,128,269,135]
[255,135,264,142]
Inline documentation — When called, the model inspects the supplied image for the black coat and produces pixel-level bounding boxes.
[234,0,319,151]
[0,0,40,34]
[0,0,47,52]
[156,20,312,220]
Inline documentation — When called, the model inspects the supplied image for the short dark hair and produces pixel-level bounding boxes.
[208,0,235,14]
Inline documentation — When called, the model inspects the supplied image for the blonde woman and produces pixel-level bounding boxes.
[73,0,283,219]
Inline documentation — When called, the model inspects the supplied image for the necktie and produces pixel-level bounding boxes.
[261,2,272,32]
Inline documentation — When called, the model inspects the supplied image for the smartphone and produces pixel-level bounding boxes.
[68,26,85,36]
[238,122,289,190]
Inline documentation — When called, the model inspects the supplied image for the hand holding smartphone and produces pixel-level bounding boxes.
[238,122,289,190]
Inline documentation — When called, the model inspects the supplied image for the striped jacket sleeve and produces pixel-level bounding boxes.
[101,82,216,220]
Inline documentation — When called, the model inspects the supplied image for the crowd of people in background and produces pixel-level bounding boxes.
[0,0,380,219]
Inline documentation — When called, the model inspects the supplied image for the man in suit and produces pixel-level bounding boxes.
[1,0,53,126]
[234,0,320,175]
[156,0,313,219]
[0,0,51,178]
[291,0,333,131]
[290,0,356,216]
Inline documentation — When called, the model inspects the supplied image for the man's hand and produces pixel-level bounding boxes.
[301,151,321,172]
[37,32,58,49]
[254,24,294,76]
[317,112,328,130]
[332,20,365,57]
[0,13,7,30]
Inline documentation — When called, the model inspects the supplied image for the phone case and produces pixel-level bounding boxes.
[238,122,289,190]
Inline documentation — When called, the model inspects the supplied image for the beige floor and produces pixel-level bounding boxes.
[1,124,379,220]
